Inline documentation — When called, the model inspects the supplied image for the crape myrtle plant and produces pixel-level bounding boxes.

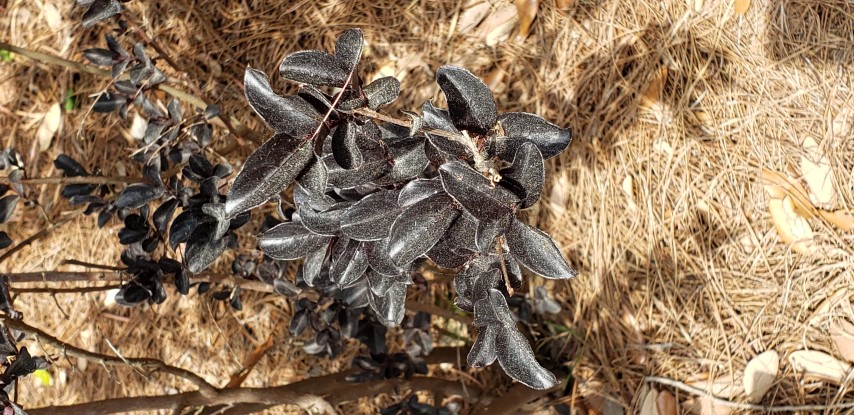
[0,10,577,412]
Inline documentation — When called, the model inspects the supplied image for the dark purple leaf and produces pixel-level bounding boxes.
[499,141,544,208]
[334,28,364,73]
[497,112,571,159]
[244,68,321,137]
[366,269,409,296]
[506,218,576,279]
[475,213,511,252]
[258,221,331,260]
[116,184,163,209]
[436,66,498,135]
[296,156,328,196]
[293,183,336,212]
[326,158,389,189]
[169,209,206,249]
[388,194,460,267]
[82,0,122,28]
[92,92,125,113]
[422,102,472,159]
[368,281,407,327]
[454,255,502,311]
[467,324,498,367]
[185,226,231,273]
[362,238,405,277]
[225,133,314,218]
[398,178,444,207]
[280,51,349,87]
[495,320,557,389]
[363,76,400,109]
[426,238,475,269]
[439,160,518,221]
[376,136,428,184]
[298,203,345,236]
[0,195,19,224]
[301,245,328,287]
[340,190,401,241]
[331,121,363,169]
[330,238,369,288]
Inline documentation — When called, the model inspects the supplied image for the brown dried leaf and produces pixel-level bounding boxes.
[476,5,519,47]
[640,388,658,415]
[687,375,738,415]
[789,350,851,384]
[830,319,854,363]
[36,103,61,152]
[458,2,491,35]
[556,0,574,9]
[640,66,668,109]
[226,334,275,388]
[734,0,749,15]
[515,0,539,39]
[760,169,816,218]
[768,195,815,255]
[819,209,854,231]
[743,350,778,403]
[656,390,677,415]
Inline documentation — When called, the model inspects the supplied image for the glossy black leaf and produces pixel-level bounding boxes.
[298,203,345,236]
[169,209,206,249]
[388,194,460,267]
[92,92,125,113]
[398,178,444,207]
[442,210,479,253]
[331,121,363,169]
[368,282,407,327]
[376,136,429,184]
[54,154,88,177]
[495,320,557,389]
[244,68,321,138]
[296,156,328,196]
[439,160,518,221]
[506,218,576,279]
[474,212,511,252]
[436,66,498,135]
[290,310,310,336]
[0,232,11,249]
[340,190,401,241]
[334,28,364,73]
[82,0,122,28]
[273,278,301,297]
[115,284,150,306]
[362,238,405,276]
[0,195,19,223]
[83,48,117,66]
[363,76,400,110]
[258,221,331,260]
[454,256,502,311]
[116,184,163,209]
[185,225,231,273]
[426,238,474,269]
[280,51,350,87]
[175,270,190,295]
[326,158,389,189]
[153,198,179,234]
[293,183,336,212]
[467,324,499,367]
[498,112,571,159]
[499,141,544,208]
[330,239,369,288]
[225,133,314,218]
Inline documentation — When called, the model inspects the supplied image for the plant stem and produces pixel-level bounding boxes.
[2,176,146,185]
[0,215,74,265]
[3,271,274,293]
[1,317,219,398]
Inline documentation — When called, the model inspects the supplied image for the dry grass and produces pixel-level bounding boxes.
[2,0,854,414]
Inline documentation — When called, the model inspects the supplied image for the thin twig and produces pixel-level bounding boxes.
[2,176,146,185]
[0,216,74,265]
[62,260,126,271]
[3,271,274,293]
[644,376,854,412]
[0,42,261,144]
[10,285,121,294]
[0,317,219,398]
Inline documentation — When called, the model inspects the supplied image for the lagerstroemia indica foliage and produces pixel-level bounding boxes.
[195,29,577,389]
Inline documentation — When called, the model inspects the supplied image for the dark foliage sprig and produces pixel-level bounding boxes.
[206,29,577,389]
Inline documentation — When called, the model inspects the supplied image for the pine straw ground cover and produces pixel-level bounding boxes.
[1,0,853,413]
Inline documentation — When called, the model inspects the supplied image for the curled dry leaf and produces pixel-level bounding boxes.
[819,209,854,231]
[640,388,658,415]
[800,136,834,208]
[768,195,815,255]
[789,350,851,384]
[640,66,668,110]
[743,350,778,403]
[458,2,491,35]
[515,0,539,39]
[36,103,61,152]
[656,390,677,415]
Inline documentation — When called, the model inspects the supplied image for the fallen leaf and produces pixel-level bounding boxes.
[831,99,853,137]
[830,319,854,363]
[656,390,677,415]
[640,388,658,415]
[810,289,850,326]
[761,169,816,218]
[744,350,778,403]
[515,0,539,39]
[768,195,815,255]
[226,334,275,388]
[819,209,854,231]
[129,113,148,141]
[476,5,519,47]
[640,66,668,110]
[43,4,62,30]
[789,350,851,384]
[36,103,61,152]
[800,136,834,208]
[458,2,491,35]
[734,0,749,15]
[688,0,703,12]
[687,375,738,415]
